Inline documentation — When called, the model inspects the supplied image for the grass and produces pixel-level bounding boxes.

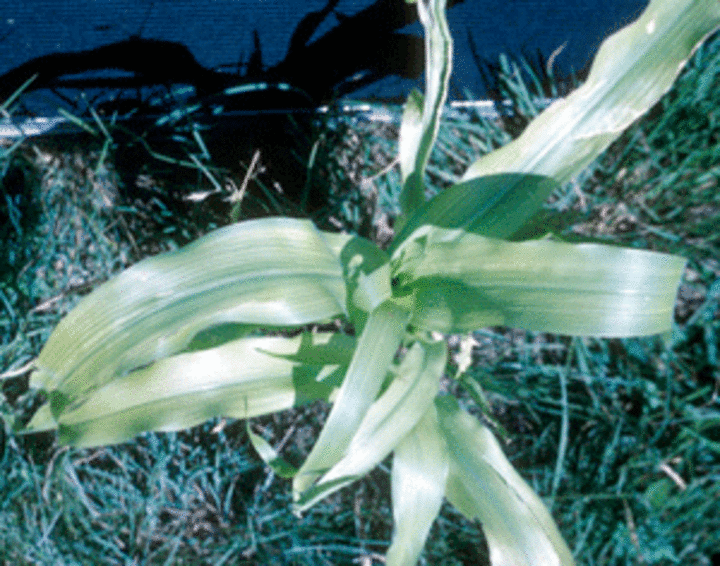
[1,30,720,565]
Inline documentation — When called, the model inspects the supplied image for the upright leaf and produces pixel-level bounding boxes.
[398,0,452,217]
[462,0,720,185]
[390,173,560,252]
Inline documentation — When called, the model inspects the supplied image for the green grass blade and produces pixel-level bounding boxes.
[0,73,38,111]
[294,339,446,511]
[31,218,351,411]
[293,299,412,498]
[438,396,575,566]
[394,227,686,336]
[398,0,452,217]
[385,404,449,566]
[247,424,299,479]
[24,332,354,448]
[462,0,720,185]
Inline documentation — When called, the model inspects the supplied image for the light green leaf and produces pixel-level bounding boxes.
[398,0,452,217]
[398,88,424,192]
[25,332,354,448]
[247,424,298,479]
[293,299,412,497]
[295,339,446,511]
[437,396,575,566]
[390,173,560,252]
[31,218,351,412]
[394,227,686,337]
[385,404,449,566]
[22,403,55,434]
[462,0,720,185]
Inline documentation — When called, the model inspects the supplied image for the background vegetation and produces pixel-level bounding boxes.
[1,29,719,566]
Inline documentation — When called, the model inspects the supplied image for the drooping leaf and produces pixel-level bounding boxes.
[462,0,720,186]
[393,227,686,337]
[437,396,575,566]
[295,338,446,511]
[31,218,353,412]
[23,332,354,448]
[293,298,412,497]
[385,404,449,566]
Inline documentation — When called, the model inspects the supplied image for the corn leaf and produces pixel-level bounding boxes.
[385,404,449,566]
[293,298,412,497]
[462,0,720,186]
[31,218,352,413]
[295,339,446,511]
[437,396,575,566]
[398,0,452,217]
[24,332,354,448]
[335,232,393,330]
[393,227,686,337]
[390,173,560,252]
[398,88,424,193]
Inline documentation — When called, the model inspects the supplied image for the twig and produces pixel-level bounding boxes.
[659,461,687,490]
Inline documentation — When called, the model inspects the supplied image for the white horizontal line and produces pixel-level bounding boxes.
[0,98,555,139]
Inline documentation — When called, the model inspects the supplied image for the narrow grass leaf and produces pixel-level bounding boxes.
[385,404,449,566]
[0,73,38,112]
[394,227,686,336]
[25,332,353,447]
[294,339,446,511]
[293,299,412,497]
[437,396,575,566]
[32,218,350,411]
[462,0,720,185]
[247,424,298,479]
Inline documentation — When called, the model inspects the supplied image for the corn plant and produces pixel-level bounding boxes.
[19,0,720,564]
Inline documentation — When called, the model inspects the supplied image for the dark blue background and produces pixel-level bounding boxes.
[0,0,648,99]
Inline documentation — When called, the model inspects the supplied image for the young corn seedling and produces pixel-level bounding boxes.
[19,0,720,564]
